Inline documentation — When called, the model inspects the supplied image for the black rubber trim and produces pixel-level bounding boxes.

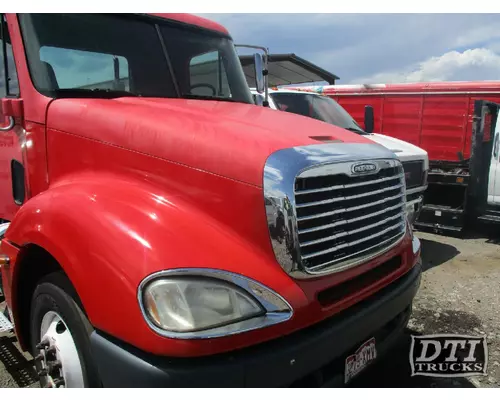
[90,261,422,388]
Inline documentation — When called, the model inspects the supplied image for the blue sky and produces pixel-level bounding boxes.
[198,13,500,84]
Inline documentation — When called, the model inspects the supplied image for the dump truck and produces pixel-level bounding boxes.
[310,82,500,233]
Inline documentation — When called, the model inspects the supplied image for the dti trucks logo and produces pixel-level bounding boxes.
[410,334,488,378]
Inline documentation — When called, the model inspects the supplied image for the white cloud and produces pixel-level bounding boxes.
[454,24,500,47]
[197,14,500,84]
[351,48,500,84]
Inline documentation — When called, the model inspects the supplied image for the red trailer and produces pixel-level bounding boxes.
[298,82,500,233]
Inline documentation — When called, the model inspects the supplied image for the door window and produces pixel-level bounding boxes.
[0,14,19,97]
[189,50,231,98]
[39,46,130,91]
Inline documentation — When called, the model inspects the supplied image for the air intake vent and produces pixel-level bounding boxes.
[401,160,424,189]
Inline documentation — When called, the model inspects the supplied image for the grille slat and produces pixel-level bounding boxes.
[294,160,406,274]
[300,212,404,248]
[296,192,403,222]
[298,200,405,234]
[308,232,404,272]
[301,220,405,260]
[295,182,404,209]
[295,173,403,195]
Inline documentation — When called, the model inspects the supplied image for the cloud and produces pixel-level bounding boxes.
[351,48,500,84]
[199,13,500,84]
[454,24,500,48]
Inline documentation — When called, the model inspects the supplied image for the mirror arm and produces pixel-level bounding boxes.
[235,44,270,106]
[263,68,269,107]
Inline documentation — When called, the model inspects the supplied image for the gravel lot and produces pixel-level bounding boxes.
[1,230,499,388]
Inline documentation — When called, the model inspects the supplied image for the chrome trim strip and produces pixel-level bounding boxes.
[0,222,10,239]
[307,230,406,273]
[295,173,403,195]
[333,90,500,96]
[406,185,428,195]
[412,236,421,255]
[406,197,423,208]
[137,268,293,340]
[297,158,396,179]
[302,220,405,260]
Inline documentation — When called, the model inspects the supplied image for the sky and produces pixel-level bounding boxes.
[198,13,500,85]
[4,14,500,92]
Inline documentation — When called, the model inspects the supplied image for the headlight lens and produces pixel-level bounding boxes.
[143,277,265,333]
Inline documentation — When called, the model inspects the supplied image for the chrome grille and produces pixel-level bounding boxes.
[294,161,406,274]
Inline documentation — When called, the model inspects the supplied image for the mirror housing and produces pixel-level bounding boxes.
[254,53,265,94]
[253,93,264,106]
[364,105,374,134]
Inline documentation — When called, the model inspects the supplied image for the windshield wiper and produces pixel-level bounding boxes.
[344,127,368,135]
[48,88,140,99]
[182,94,236,103]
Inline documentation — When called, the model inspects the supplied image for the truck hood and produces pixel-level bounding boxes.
[48,97,375,187]
[368,133,429,169]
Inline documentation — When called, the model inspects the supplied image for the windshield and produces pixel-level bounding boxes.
[270,92,366,134]
[18,14,252,103]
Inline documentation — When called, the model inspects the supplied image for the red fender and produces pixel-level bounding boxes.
[3,172,307,356]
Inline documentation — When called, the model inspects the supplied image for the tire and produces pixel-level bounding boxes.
[29,271,101,388]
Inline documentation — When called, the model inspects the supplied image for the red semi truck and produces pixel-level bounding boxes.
[0,13,421,388]
[299,82,500,233]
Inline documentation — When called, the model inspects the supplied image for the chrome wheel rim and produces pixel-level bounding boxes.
[36,311,84,388]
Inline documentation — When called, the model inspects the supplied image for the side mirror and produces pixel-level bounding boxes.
[364,105,374,134]
[254,53,265,94]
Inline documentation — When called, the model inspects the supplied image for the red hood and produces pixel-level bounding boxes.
[48,97,373,187]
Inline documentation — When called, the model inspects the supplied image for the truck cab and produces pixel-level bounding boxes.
[0,13,421,388]
[252,88,429,224]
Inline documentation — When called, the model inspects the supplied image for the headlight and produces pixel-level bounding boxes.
[139,269,293,339]
[143,277,264,332]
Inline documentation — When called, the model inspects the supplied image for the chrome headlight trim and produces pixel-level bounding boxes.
[412,233,421,255]
[263,142,405,279]
[138,268,293,339]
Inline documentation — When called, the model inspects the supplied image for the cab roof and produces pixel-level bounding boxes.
[148,13,229,35]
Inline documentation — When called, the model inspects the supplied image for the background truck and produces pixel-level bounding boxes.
[251,87,429,224]
[0,13,421,388]
[310,82,500,233]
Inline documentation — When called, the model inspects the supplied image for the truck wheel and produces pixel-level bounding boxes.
[29,272,101,388]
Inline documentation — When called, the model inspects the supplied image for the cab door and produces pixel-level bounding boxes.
[0,14,26,221]
[489,122,500,205]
